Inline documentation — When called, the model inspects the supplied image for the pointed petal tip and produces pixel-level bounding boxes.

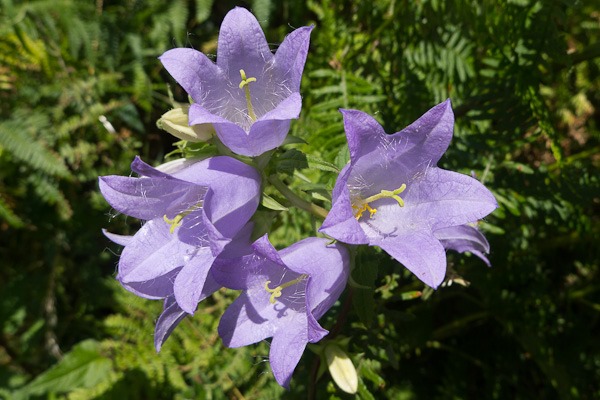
[130,155,146,172]
[224,6,259,24]
[339,108,364,117]
[436,97,453,114]
[296,24,315,35]
[231,5,252,13]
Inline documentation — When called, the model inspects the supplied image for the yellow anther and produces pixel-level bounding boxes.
[238,69,257,121]
[264,274,308,304]
[352,203,377,220]
[353,184,407,220]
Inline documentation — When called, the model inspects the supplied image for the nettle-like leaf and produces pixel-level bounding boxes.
[11,340,113,399]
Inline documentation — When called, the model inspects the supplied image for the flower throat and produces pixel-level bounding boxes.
[264,274,308,304]
[163,202,203,234]
[353,184,407,220]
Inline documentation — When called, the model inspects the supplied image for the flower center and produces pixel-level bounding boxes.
[264,274,308,304]
[352,184,407,220]
[239,69,257,122]
[163,202,203,234]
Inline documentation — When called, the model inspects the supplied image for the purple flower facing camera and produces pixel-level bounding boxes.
[320,100,497,288]
[212,235,350,388]
[160,7,313,157]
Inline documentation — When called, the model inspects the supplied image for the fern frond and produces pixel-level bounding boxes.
[0,114,70,178]
[0,195,25,228]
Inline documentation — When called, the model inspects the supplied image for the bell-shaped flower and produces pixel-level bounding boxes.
[160,7,313,157]
[320,100,497,289]
[211,235,350,388]
[99,156,261,320]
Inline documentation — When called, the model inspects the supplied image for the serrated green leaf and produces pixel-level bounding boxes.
[261,194,288,211]
[275,149,308,174]
[14,340,112,398]
[306,155,339,173]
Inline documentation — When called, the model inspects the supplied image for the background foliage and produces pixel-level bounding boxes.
[1,0,598,398]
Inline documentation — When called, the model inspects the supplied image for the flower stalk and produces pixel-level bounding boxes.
[269,174,328,220]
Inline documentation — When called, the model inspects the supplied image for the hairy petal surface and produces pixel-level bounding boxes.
[159,7,312,156]
[273,26,314,90]
[216,236,349,388]
[159,48,223,103]
[375,230,447,289]
[321,101,497,288]
[100,155,262,346]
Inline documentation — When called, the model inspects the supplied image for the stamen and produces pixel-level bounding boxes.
[353,184,407,220]
[264,274,308,304]
[239,69,257,122]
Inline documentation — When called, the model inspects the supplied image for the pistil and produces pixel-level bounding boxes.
[163,202,203,234]
[239,69,257,122]
[353,184,407,220]
[264,274,308,304]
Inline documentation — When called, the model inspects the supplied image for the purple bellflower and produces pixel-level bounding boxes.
[211,235,350,388]
[160,7,313,157]
[320,100,497,289]
[99,156,261,349]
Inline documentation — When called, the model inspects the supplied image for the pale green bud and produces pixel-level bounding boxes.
[157,107,214,142]
[324,343,358,394]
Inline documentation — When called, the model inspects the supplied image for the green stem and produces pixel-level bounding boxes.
[269,175,328,220]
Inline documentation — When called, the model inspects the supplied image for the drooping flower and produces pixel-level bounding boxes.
[160,7,313,157]
[320,100,497,288]
[211,235,350,388]
[435,224,491,266]
[99,156,261,323]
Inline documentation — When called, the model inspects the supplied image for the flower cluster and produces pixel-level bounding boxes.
[100,7,497,390]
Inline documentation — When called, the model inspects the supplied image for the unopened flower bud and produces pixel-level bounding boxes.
[324,343,358,394]
[157,107,214,142]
